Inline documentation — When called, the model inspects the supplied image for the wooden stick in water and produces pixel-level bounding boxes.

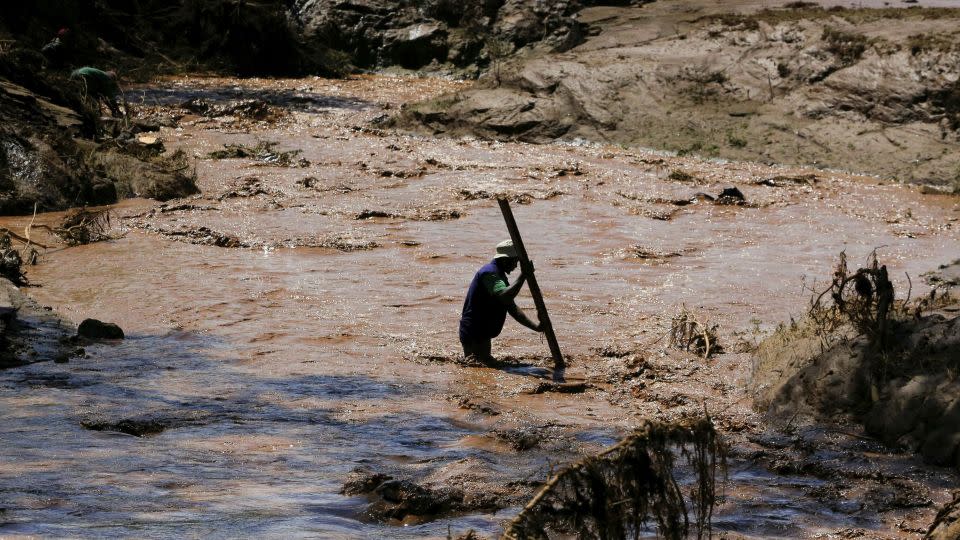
[497,198,564,370]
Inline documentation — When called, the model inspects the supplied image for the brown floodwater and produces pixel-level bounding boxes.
[0,75,957,538]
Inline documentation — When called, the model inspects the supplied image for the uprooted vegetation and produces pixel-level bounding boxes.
[502,418,725,540]
[0,232,31,285]
[52,208,115,246]
[752,253,960,469]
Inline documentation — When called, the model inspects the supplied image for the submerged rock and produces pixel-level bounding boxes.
[80,417,167,436]
[77,319,124,340]
[341,466,501,523]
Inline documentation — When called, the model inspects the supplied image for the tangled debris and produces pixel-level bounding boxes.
[217,176,278,200]
[354,207,463,221]
[53,207,114,245]
[0,232,28,285]
[456,188,563,205]
[809,251,895,357]
[501,418,724,540]
[181,98,288,123]
[669,306,722,359]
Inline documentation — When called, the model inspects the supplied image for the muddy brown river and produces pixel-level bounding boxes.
[0,75,957,538]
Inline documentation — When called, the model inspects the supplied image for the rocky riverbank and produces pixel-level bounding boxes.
[397,1,960,189]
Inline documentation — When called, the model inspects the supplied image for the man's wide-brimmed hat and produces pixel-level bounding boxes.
[494,239,518,259]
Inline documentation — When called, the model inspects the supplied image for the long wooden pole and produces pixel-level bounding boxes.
[498,199,564,370]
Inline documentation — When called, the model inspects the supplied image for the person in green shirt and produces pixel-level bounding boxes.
[70,67,122,117]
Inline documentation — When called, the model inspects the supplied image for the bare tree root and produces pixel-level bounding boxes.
[53,207,116,246]
[669,306,721,359]
[502,418,725,540]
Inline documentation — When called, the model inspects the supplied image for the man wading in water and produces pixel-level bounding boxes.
[459,240,543,364]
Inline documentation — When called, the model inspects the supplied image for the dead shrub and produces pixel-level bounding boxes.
[822,27,869,65]
[670,306,722,359]
[809,251,894,351]
[0,232,28,285]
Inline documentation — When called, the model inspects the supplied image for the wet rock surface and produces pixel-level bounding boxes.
[342,467,504,523]
[928,491,960,540]
[398,1,960,186]
[0,278,75,369]
[294,0,589,74]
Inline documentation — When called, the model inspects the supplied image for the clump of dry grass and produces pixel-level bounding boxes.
[822,27,869,65]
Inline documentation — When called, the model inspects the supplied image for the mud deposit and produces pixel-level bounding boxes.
[0,75,957,538]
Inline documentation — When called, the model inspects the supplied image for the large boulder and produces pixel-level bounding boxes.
[293,0,586,71]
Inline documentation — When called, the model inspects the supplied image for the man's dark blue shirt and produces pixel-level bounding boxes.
[459,260,509,342]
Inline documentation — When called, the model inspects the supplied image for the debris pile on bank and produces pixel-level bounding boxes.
[752,254,960,470]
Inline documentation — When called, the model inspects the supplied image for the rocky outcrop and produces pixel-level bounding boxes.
[397,3,960,186]
[293,0,588,73]
[0,76,199,214]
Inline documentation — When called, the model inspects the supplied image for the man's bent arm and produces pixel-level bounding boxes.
[494,272,527,304]
[507,302,540,332]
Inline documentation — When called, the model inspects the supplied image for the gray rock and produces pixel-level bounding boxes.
[293,0,586,71]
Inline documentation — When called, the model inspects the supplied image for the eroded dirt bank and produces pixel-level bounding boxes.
[399,0,960,190]
[0,75,957,538]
